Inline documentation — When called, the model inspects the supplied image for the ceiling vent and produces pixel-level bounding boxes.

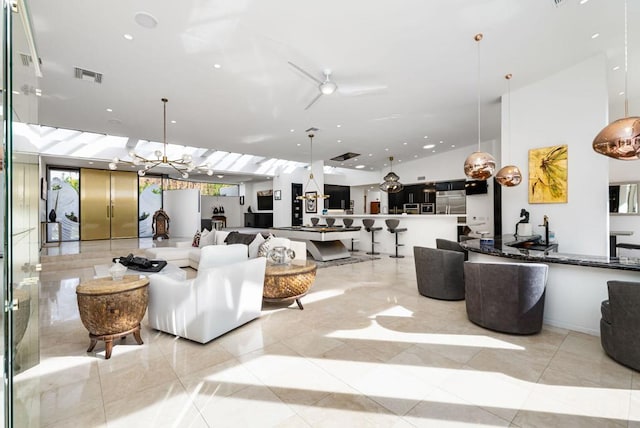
[74,67,103,83]
[330,152,360,162]
[551,0,567,7]
[20,53,41,67]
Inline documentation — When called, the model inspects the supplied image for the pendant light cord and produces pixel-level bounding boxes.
[162,98,168,159]
[624,0,629,117]
[507,74,512,164]
[476,34,483,152]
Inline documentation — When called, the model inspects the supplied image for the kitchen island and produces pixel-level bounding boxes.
[318,214,460,256]
[461,236,640,336]
[271,226,361,261]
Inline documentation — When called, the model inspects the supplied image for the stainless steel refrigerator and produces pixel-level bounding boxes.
[435,190,466,214]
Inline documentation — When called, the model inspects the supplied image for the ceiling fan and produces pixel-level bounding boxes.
[288,61,339,110]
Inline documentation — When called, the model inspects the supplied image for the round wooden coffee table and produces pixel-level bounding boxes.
[263,261,317,310]
[76,275,149,359]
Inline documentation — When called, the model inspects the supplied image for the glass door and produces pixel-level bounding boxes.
[3,1,42,426]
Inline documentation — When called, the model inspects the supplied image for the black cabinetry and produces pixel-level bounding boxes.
[244,213,273,228]
[324,184,350,210]
[435,179,466,191]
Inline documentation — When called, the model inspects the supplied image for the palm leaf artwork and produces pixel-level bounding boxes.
[528,144,568,203]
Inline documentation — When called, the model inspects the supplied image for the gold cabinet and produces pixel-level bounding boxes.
[80,169,138,240]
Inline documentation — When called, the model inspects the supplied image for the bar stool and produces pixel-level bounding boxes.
[385,219,407,258]
[326,218,336,227]
[310,217,320,226]
[362,219,382,255]
[343,218,360,251]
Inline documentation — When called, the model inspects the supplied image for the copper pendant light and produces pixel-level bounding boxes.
[496,74,523,187]
[464,33,496,180]
[593,0,640,160]
[380,156,404,193]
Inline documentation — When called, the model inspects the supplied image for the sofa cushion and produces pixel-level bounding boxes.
[192,230,201,247]
[199,228,216,248]
[225,231,258,245]
[215,230,230,245]
[248,233,266,259]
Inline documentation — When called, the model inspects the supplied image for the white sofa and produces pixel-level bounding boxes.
[147,244,267,343]
[145,229,306,269]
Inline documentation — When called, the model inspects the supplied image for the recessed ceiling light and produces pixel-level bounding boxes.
[398,159,402,162]
[123,34,134,41]
[134,11,158,29]
[579,0,589,4]
[354,158,359,161]
[290,129,294,132]
[385,148,389,151]
[383,163,387,167]
[35,88,42,96]
[217,175,224,178]
[106,108,113,112]
[432,150,436,153]
[337,139,342,143]
[88,161,94,165]
[355,165,365,169]
[336,124,341,128]
[170,120,176,124]
[591,33,600,39]
[451,144,456,148]
[439,140,444,144]
[403,142,408,145]
[423,136,428,139]
[370,167,374,170]
[619,91,625,96]
[613,66,620,71]
[213,64,222,69]
[414,155,418,158]
[368,153,372,157]
[12,90,19,95]
[297,143,301,147]
[423,144,435,149]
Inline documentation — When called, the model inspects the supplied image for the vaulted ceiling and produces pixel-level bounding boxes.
[23,0,639,176]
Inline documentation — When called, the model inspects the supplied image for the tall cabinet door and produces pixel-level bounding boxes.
[110,171,138,238]
[80,169,111,240]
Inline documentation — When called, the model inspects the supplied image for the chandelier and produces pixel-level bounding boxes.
[296,133,329,201]
[380,156,404,193]
[592,0,640,160]
[464,33,496,180]
[109,98,214,177]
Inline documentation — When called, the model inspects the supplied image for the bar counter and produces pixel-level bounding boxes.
[460,236,640,335]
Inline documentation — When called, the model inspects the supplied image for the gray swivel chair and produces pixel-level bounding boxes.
[362,219,382,255]
[600,280,640,371]
[413,246,465,300]
[325,217,336,227]
[386,219,407,258]
[310,217,319,226]
[464,261,548,334]
[436,238,468,261]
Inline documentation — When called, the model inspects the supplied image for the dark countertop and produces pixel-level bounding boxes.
[460,235,640,272]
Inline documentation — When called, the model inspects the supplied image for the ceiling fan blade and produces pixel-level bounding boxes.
[338,84,388,96]
[304,92,323,110]
[288,61,323,85]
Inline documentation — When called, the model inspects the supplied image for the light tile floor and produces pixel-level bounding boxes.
[16,241,640,427]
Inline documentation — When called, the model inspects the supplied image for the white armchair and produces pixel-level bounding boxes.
[147,244,267,344]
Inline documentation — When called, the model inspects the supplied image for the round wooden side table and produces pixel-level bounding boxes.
[263,261,317,310]
[76,275,149,359]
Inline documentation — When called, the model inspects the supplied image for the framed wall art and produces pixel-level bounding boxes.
[305,192,317,213]
[528,144,568,204]
[274,190,281,200]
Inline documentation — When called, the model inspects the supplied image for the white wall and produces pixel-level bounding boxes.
[164,188,200,238]
[501,55,609,255]
[272,166,307,227]
[201,195,243,228]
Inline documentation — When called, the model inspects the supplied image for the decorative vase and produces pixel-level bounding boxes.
[267,246,296,265]
[213,207,219,214]
[220,206,225,214]
[48,209,57,222]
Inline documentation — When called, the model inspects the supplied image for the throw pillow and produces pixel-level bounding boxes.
[199,228,216,247]
[215,230,230,245]
[224,231,258,245]
[192,230,201,247]
[257,234,275,257]
[248,233,266,258]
